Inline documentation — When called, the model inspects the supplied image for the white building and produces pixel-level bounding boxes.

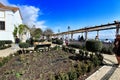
[0,3,23,42]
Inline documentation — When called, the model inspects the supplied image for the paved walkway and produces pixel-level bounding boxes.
[86,54,120,80]
[0,46,120,80]
[0,44,20,57]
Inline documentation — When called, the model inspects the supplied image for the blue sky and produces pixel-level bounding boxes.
[1,0,120,39]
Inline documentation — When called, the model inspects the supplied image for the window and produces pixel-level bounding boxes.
[0,21,5,30]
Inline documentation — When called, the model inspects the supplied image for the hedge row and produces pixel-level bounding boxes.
[52,38,63,45]
[0,40,12,45]
[86,40,103,52]
[0,40,12,49]
[33,39,45,42]
[68,43,86,50]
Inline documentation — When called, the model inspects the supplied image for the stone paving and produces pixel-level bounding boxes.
[86,54,120,80]
[0,44,20,57]
[0,45,120,80]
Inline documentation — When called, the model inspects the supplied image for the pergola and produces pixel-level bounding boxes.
[52,21,120,40]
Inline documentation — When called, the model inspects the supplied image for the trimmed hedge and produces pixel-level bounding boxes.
[34,39,45,42]
[101,44,114,54]
[68,43,81,48]
[19,42,29,48]
[86,40,103,52]
[0,40,12,49]
[68,43,86,50]
[52,38,63,45]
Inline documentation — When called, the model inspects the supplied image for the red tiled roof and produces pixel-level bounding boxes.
[0,3,23,20]
[0,3,19,12]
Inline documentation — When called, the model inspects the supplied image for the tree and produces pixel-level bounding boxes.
[18,24,29,35]
[13,25,18,37]
[30,28,42,39]
[43,28,53,39]
[13,24,30,41]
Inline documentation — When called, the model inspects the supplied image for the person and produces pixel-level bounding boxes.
[80,35,84,41]
[113,38,120,65]
[65,37,68,46]
[15,36,20,49]
[78,35,80,41]
[15,36,20,44]
[30,37,34,46]
[95,36,99,40]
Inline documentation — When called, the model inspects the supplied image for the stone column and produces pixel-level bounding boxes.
[85,31,88,41]
[114,21,120,36]
[116,24,120,36]
[71,33,73,40]
[97,30,99,37]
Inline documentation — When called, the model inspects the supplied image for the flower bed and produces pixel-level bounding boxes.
[0,48,103,80]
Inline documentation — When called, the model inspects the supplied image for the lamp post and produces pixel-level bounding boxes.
[68,26,70,40]
[58,29,60,39]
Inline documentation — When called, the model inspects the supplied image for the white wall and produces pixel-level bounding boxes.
[0,10,22,42]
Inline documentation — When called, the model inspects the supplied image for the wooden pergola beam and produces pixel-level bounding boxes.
[52,21,120,36]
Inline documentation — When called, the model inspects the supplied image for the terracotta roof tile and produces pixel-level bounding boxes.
[0,3,19,12]
[0,3,22,19]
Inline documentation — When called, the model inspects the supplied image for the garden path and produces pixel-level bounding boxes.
[86,54,120,80]
[0,44,20,57]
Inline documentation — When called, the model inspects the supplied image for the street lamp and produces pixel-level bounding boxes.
[68,26,70,40]
[58,29,60,39]
[68,26,70,31]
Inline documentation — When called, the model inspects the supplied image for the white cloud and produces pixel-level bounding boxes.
[0,0,9,5]
[0,0,47,30]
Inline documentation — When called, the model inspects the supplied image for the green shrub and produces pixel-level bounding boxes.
[52,38,63,45]
[19,42,29,48]
[57,72,69,80]
[0,40,12,50]
[85,51,89,58]
[49,74,56,80]
[0,62,3,67]
[101,46,113,54]
[0,56,11,67]
[86,40,103,52]
[107,47,113,54]
[52,45,61,50]
[90,53,103,66]
[2,57,9,64]
[86,61,94,72]
[62,46,69,52]
[19,43,30,54]
[68,71,77,80]
[96,54,103,65]
[56,39,63,45]
[91,55,102,67]
[81,63,88,75]
[69,48,76,54]
[79,50,85,58]
[68,43,81,48]
[0,41,5,48]
[75,61,82,76]
[101,46,108,53]
[4,40,12,44]
[33,39,45,42]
